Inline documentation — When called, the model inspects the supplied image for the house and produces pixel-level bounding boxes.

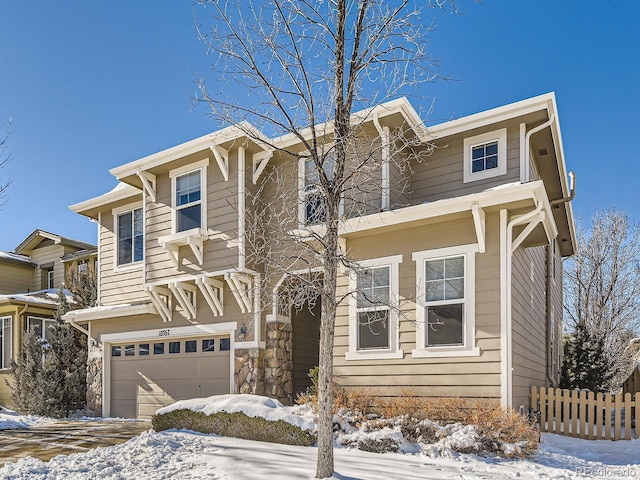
[64,93,575,419]
[0,230,96,406]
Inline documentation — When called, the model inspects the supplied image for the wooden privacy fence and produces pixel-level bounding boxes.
[531,387,639,440]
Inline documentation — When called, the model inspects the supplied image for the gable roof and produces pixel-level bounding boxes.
[0,251,35,267]
[15,229,96,255]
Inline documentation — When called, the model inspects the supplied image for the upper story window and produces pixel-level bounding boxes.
[117,207,143,266]
[412,244,480,358]
[300,155,335,226]
[170,160,208,234]
[27,316,56,344]
[0,316,11,370]
[463,128,507,183]
[346,255,403,361]
[77,260,89,275]
[47,268,54,289]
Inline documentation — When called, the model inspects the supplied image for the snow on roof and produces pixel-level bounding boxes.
[156,394,317,432]
[0,251,34,265]
[0,289,73,306]
[65,302,147,316]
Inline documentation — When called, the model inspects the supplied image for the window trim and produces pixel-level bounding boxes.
[463,128,507,183]
[170,159,209,234]
[47,269,55,290]
[412,244,480,358]
[112,202,144,271]
[26,316,57,344]
[346,254,403,360]
[0,316,12,370]
[298,153,342,227]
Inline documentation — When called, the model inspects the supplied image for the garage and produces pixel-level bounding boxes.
[109,334,231,419]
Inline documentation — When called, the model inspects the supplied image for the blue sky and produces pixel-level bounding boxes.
[0,1,638,251]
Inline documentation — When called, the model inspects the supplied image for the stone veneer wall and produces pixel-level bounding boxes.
[86,346,103,417]
[235,348,265,396]
[263,321,293,405]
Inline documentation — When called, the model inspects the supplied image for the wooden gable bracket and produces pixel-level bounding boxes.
[196,276,224,316]
[169,281,197,320]
[135,169,157,202]
[158,230,206,269]
[471,203,486,254]
[510,201,546,254]
[145,285,172,322]
[225,272,252,313]
[210,144,229,181]
[252,150,273,184]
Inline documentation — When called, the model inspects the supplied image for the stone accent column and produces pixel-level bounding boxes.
[234,348,265,396]
[264,321,293,405]
[86,344,103,417]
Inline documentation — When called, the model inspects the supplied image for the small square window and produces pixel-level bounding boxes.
[169,341,181,354]
[185,340,197,353]
[463,128,507,183]
[111,346,121,357]
[202,339,216,352]
[124,344,135,356]
[220,338,230,351]
[154,343,165,355]
[139,344,150,356]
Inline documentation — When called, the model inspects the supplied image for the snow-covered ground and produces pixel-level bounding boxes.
[1,395,638,479]
[0,407,54,430]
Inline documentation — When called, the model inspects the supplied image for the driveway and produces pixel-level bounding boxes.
[0,420,149,466]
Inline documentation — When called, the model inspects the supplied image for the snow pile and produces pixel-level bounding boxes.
[156,394,317,432]
[0,407,54,430]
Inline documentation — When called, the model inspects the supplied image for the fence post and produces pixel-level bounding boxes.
[554,388,562,435]
[579,390,587,439]
[562,389,570,435]
[635,393,639,440]
[540,387,547,433]
[548,388,556,433]
[595,392,604,440]
[531,386,538,427]
[624,393,632,441]
[587,391,595,440]
[605,393,612,440]
[614,394,622,441]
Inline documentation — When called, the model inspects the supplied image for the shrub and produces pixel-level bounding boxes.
[152,409,316,447]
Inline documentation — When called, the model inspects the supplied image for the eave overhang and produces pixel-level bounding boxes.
[69,183,142,220]
[62,302,157,323]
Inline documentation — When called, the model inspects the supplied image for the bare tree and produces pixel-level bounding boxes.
[0,119,11,207]
[194,1,456,476]
[564,208,640,390]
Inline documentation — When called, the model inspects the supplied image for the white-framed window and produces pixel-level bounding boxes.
[463,128,507,183]
[299,154,335,226]
[117,207,143,266]
[0,316,12,370]
[412,244,480,358]
[26,316,56,344]
[170,160,208,234]
[346,254,403,360]
[47,268,54,289]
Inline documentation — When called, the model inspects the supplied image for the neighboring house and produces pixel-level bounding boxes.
[0,230,96,407]
[65,93,575,419]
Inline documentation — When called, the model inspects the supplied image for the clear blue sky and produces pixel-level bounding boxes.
[0,1,638,251]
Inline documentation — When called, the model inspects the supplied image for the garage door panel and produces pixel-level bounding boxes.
[110,335,231,419]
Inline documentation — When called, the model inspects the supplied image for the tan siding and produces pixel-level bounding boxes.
[333,213,503,401]
[99,212,147,305]
[511,244,548,409]
[0,263,33,294]
[409,121,522,205]
[29,244,68,291]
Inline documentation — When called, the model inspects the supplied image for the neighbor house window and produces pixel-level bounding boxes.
[346,255,403,360]
[300,155,335,226]
[27,316,56,344]
[463,128,507,183]
[77,260,89,275]
[0,317,12,370]
[412,244,480,358]
[170,160,208,233]
[47,268,54,289]
[117,207,143,265]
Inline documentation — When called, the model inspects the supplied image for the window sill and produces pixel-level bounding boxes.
[411,346,480,358]
[158,228,208,267]
[114,261,143,273]
[345,349,404,361]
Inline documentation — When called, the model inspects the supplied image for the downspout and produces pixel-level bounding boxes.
[67,317,89,336]
[525,114,555,182]
[238,147,246,270]
[372,113,390,211]
[545,243,554,386]
[550,172,576,206]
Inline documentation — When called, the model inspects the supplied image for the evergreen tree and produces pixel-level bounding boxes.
[560,322,612,392]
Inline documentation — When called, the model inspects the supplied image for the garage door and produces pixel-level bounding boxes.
[110,335,231,419]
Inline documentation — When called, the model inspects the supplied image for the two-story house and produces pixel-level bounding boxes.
[0,229,96,406]
[65,93,575,419]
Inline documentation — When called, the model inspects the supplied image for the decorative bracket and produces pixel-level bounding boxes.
[145,285,172,322]
[196,276,224,316]
[252,150,273,184]
[225,272,253,313]
[471,203,486,254]
[135,169,156,202]
[169,281,197,320]
[211,144,229,181]
[158,228,207,268]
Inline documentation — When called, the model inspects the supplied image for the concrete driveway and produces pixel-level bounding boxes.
[0,420,150,466]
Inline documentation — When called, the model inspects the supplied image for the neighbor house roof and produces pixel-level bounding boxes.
[0,289,74,307]
[0,251,35,267]
[61,248,98,263]
[15,229,96,255]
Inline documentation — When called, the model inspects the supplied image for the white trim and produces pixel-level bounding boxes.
[519,123,527,183]
[170,160,209,235]
[112,203,144,271]
[101,322,237,343]
[463,128,507,183]
[238,147,246,270]
[136,170,156,203]
[297,157,306,227]
[70,183,142,218]
[346,254,403,361]
[63,303,157,323]
[411,244,480,358]
[0,316,12,370]
[500,209,509,407]
[210,145,229,181]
